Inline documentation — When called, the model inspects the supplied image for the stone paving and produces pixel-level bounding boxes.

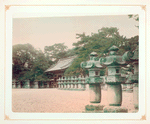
[12,89,135,113]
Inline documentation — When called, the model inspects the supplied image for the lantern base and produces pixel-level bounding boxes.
[103,106,128,113]
[83,104,105,113]
[109,104,121,106]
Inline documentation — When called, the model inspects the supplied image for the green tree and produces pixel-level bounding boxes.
[128,14,139,28]
[23,49,53,83]
[128,14,139,21]
[12,43,37,81]
[44,43,68,62]
[13,43,53,83]
[64,27,138,76]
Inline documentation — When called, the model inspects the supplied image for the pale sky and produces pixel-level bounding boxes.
[13,15,139,51]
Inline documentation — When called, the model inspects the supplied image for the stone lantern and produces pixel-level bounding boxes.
[67,77,71,90]
[16,81,21,88]
[58,77,61,89]
[60,77,63,89]
[70,76,73,90]
[127,45,139,110]
[81,52,103,103]
[23,80,30,88]
[64,77,67,90]
[12,80,16,88]
[78,75,82,90]
[100,45,128,111]
[74,76,78,90]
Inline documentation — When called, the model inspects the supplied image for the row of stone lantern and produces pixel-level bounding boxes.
[12,80,30,88]
[12,81,51,89]
[81,45,139,113]
[126,45,139,110]
[57,76,89,90]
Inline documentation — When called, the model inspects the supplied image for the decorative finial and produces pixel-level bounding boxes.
[108,45,119,51]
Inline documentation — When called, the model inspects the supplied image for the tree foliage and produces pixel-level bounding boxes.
[128,14,139,21]
[128,14,139,28]
[44,43,68,62]
[23,50,53,82]
[13,44,36,80]
[64,27,138,76]
[13,44,53,82]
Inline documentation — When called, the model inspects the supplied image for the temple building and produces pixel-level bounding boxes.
[45,55,77,88]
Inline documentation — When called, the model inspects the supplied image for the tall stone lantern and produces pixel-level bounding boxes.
[81,52,103,103]
[127,45,139,110]
[100,45,127,107]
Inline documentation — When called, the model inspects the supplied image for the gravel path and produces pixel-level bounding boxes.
[12,89,134,113]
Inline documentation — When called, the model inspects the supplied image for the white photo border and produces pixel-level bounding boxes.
[5,5,146,120]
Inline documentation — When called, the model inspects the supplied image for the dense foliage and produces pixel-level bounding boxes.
[44,43,75,63]
[13,43,75,82]
[13,44,53,82]
[13,44,36,80]
[64,27,138,76]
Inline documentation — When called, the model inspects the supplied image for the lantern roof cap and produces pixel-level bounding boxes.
[90,52,98,56]
[81,52,103,69]
[108,45,119,51]
[100,45,127,66]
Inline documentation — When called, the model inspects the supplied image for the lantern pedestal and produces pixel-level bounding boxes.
[133,83,138,109]
[68,84,71,90]
[63,84,65,89]
[66,84,69,90]
[77,83,82,90]
[63,84,66,90]
[59,84,62,89]
[12,82,16,88]
[68,84,70,90]
[34,82,39,88]
[70,84,73,90]
[81,84,85,90]
[57,84,60,89]
[74,84,78,90]
[16,82,21,88]
[24,80,30,88]
[107,84,122,106]
[47,82,49,88]
[86,84,89,91]
[61,84,64,89]
[89,83,101,103]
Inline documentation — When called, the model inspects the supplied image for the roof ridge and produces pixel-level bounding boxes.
[60,60,73,68]
[59,55,77,61]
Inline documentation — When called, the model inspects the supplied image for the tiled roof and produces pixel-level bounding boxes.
[45,56,77,72]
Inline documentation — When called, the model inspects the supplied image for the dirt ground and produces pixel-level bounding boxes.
[12,88,135,113]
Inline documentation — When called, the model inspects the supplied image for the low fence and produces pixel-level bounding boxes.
[12,76,134,92]
[12,80,56,89]
[57,76,89,91]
